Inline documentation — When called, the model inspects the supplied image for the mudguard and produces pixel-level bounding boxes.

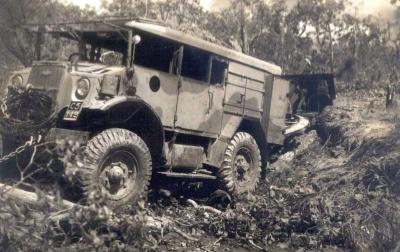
[86,96,166,166]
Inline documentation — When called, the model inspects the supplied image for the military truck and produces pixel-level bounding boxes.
[1,18,335,209]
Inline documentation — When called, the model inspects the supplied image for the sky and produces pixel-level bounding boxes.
[64,0,399,19]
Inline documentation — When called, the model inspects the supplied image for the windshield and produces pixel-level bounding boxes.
[38,30,128,66]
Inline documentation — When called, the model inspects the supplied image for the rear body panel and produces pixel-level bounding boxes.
[224,61,290,146]
[263,77,290,145]
[224,62,265,119]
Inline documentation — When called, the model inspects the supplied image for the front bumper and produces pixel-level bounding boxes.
[46,128,90,143]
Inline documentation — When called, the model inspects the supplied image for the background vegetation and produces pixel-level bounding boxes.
[0,0,399,90]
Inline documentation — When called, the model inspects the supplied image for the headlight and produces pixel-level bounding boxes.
[11,75,23,87]
[76,78,90,99]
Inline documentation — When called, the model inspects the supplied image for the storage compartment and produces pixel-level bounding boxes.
[166,144,204,172]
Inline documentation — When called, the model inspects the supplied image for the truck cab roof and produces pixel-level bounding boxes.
[24,18,282,75]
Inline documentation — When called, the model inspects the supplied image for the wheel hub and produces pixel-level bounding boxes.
[100,151,138,198]
[106,162,126,184]
[234,154,251,181]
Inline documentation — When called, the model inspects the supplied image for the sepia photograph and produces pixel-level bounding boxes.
[0,0,399,251]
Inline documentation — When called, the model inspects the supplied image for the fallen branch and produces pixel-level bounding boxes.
[171,226,199,242]
[249,239,265,251]
[270,185,297,196]
[145,215,173,229]
[187,199,222,215]
[320,134,331,152]
[0,183,75,209]
[213,236,223,246]
[145,215,199,241]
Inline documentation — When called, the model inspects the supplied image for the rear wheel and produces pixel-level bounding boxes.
[218,132,262,196]
[79,128,152,210]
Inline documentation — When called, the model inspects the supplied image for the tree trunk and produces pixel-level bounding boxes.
[240,22,249,54]
[327,23,334,74]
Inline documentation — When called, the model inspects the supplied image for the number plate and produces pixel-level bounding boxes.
[63,101,83,121]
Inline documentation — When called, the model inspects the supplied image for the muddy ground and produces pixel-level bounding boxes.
[1,93,399,251]
[139,94,400,252]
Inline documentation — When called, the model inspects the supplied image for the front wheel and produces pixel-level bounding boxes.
[218,132,262,197]
[79,128,152,210]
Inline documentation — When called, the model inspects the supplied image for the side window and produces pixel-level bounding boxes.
[181,46,210,82]
[210,57,228,85]
[169,46,183,75]
[134,36,178,73]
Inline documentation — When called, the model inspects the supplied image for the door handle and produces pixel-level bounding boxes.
[237,93,245,104]
[207,89,214,114]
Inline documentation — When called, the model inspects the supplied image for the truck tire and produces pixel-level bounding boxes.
[219,132,262,196]
[79,128,152,210]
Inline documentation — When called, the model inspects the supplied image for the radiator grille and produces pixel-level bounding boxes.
[27,64,66,91]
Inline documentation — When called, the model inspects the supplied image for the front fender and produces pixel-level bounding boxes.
[83,95,166,167]
[90,96,143,111]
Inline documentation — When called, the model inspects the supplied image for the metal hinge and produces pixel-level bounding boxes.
[178,77,182,89]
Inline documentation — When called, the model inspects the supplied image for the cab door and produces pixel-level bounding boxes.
[175,48,226,135]
[134,43,183,128]
[135,66,180,128]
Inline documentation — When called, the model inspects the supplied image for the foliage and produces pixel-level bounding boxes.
[0,0,399,89]
[0,0,96,67]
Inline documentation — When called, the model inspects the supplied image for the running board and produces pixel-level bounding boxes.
[157,172,217,180]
